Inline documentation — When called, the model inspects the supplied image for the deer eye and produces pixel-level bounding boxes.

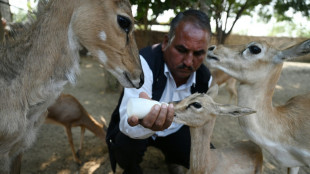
[117,15,132,34]
[187,102,202,109]
[248,45,261,54]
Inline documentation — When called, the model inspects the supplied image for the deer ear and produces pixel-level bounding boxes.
[273,39,310,63]
[206,84,218,99]
[215,104,256,118]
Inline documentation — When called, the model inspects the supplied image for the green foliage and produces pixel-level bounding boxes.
[131,0,309,42]
[257,0,310,37]
[206,0,273,43]
[130,0,196,29]
[9,0,38,23]
[268,24,286,36]
[27,1,32,11]
[258,0,310,22]
[268,20,310,37]
[274,0,310,21]
[12,10,28,22]
[257,5,272,22]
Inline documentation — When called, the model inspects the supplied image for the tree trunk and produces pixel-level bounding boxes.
[0,0,12,22]
[215,29,229,44]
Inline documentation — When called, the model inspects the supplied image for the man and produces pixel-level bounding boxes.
[106,9,213,174]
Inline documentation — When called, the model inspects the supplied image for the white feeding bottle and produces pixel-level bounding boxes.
[127,98,167,119]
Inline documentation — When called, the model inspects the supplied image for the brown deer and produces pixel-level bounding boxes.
[0,0,143,173]
[173,85,263,174]
[45,93,107,164]
[206,39,310,174]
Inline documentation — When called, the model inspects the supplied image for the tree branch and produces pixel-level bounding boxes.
[227,0,248,35]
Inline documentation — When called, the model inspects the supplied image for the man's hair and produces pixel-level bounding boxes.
[168,9,211,43]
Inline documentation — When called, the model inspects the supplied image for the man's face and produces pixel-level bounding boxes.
[162,21,211,86]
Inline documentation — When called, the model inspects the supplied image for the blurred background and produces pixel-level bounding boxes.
[2,0,309,40]
[3,0,309,60]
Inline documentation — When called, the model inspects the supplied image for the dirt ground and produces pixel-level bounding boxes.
[21,55,310,174]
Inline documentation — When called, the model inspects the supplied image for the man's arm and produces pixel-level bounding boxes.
[118,57,155,139]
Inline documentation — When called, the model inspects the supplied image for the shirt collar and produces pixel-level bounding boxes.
[164,63,196,88]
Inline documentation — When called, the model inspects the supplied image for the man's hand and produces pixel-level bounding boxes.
[127,92,174,131]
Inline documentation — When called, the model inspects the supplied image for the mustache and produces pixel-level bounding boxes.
[176,64,194,71]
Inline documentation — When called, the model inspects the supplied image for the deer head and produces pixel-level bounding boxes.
[173,85,256,127]
[71,0,144,88]
[205,39,310,84]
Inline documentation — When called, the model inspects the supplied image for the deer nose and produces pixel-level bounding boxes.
[208,45,216,51]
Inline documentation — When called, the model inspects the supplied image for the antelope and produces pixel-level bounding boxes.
[210,69,237,103]
[206,39,310,174]
[0,0,144,173]
[173,85,263,174]
[45,93,107,164]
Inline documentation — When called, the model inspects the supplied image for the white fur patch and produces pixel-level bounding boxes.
[99,31,107,41]
[67,19,81,84]
[98,50,108,64]
[68,21,80,54]
[66,65,78,84]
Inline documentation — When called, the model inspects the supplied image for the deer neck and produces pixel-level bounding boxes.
[5,0,81,123]
[4,0,81,108]
[0,0,79,91]
[238,63,283,111]
[189,118,217,174]
[81,114,105,141]
[237,63,283,144]
[26,0,79,83]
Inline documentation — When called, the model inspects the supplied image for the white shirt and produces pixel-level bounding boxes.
[119,55,212,139]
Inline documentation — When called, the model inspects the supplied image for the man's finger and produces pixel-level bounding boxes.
[128,116,139,127]
[139,92,151,99]
[152,104,168,130]
[141,104,160,128]
[162,103,174,129]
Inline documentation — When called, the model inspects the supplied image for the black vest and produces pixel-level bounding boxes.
[106,44,211,171]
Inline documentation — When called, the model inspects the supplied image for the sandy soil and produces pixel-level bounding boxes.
[21,55,310,174]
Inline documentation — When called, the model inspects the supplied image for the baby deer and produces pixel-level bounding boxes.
[206,39,310,174]
[45,93,107,164]
[173,85,263,174]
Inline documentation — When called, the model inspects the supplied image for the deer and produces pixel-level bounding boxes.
[205,39,310,174]
[210,69,237,103]
[173,85,263,174]
[45,93,107,165]
[0,0,144,173]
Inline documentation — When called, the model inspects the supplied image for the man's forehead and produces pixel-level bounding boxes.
[172,37,209,51]
[174,28,209,43]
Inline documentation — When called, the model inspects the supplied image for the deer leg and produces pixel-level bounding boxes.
[287,167,299,174]
[77,126,86,159]
[65,127,82,164]
[225,78,237,104]
[10,153,22,174]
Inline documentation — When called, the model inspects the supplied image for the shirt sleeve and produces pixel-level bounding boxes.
[118,55,156,139]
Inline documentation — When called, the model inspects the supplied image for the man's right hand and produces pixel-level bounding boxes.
[127,92,174,131]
